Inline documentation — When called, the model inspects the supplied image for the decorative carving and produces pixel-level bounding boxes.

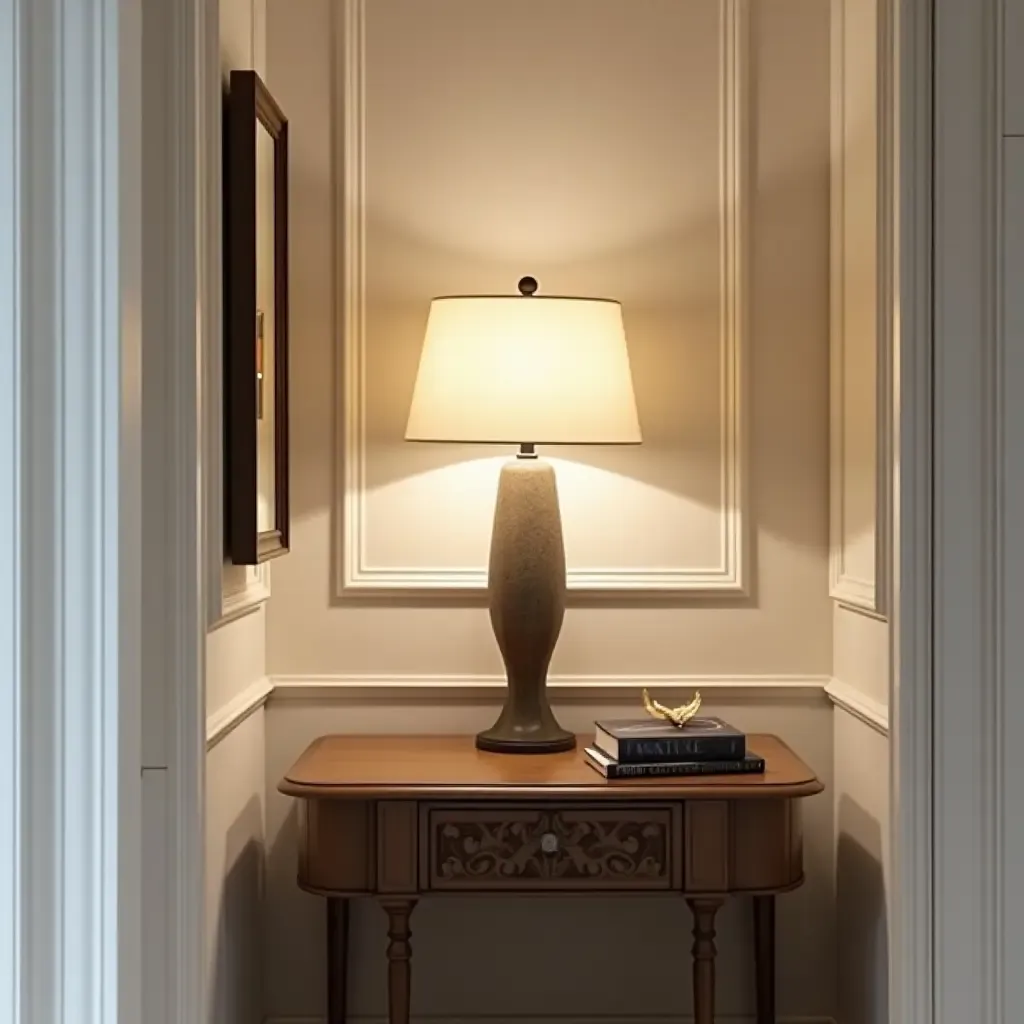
[432,810,670,886]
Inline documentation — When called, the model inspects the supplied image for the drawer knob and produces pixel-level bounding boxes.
[540,832,559,854]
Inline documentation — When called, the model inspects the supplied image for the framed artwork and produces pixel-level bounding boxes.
[224,69,290,564]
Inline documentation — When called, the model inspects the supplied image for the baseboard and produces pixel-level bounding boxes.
[205,676,273,749]
[269,673,831,704]
[265,1016,835,1024]
[824,677,889,736]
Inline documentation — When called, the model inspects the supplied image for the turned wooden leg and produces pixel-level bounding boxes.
[379,897,417,1024]
[753,895,777,1024]
[326,898,349,1024]
[687,897,724,1024]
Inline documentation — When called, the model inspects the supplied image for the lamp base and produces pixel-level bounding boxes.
[477,453,576,755]
[476,721,577,755]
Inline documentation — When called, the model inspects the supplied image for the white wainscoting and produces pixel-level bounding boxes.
[827,0,894,618]
[216,562,272,627]
[206,676,273,749]
[332,0,751,599]
[825,677,889,736]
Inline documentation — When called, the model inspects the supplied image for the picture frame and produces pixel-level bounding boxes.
[224,69,290,564]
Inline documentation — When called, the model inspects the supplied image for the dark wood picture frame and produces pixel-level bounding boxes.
[224,69,290,564]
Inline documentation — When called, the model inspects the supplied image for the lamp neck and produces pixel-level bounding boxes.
[517,443,538,460]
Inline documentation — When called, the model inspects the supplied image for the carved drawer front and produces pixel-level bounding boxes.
[422,803,680,891]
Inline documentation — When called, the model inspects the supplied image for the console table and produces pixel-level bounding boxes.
[279,734,823,1024]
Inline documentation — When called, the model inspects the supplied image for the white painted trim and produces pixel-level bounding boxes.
[825,678,889,736]
[269,673,830,704]
[206,678,274,749]
[0,0,17,1014]
[265,1015,835,1024]
[904,2,1005,1023]
[332,0,751,598]
[828,0,894,619]
[2,0,159,1019]
[202,0,227,629]
[136,0,208,1020]
[891,0,934,1020]
[215,563,272,628]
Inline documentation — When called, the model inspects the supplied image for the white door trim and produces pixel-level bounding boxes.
[137,0,208,1021]
[0,0,150,1020]
[896,0,1010,1021]
[1,0,207,1022]
[892,0,934,1020]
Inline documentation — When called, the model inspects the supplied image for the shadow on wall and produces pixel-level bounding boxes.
[836,794,889,1024]
[209,797,265,1024]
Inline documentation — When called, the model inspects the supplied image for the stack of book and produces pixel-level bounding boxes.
[583,715,765,779]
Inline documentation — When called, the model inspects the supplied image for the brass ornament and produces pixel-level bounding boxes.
[641,688,702,728]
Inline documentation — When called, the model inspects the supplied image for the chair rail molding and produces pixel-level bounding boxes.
[269,673,831,705]
[332,0,751,598]
[828,0,894,619]
[825,678,889,736]
[206,677,274,749]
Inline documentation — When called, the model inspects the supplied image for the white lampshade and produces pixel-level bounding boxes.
[405,291,642,445]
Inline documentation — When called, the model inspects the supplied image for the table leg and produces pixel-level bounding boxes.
[379,897,417,1024]
[687,897,724,1024]
[327,898,349,1024]
[753,895,776,1024]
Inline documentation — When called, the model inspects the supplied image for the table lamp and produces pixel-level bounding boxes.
[405,277,642,754]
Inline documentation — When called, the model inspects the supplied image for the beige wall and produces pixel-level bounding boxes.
[265,0,832,681]
[262,0,835,1021]
[828,1,893,1022]
[206,0,271,1022]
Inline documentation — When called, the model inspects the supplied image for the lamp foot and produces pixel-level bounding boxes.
[475,721,576,754]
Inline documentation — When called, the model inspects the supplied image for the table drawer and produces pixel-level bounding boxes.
[421,802,681,891]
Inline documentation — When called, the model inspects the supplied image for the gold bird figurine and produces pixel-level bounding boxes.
[642,688,702,728]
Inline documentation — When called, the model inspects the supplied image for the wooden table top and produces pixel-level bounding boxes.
[279,734,824,800]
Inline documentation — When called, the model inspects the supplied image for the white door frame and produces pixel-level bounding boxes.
[1,0,1014,1022]
[895,0,1011,1022]
[0,0,207,1021]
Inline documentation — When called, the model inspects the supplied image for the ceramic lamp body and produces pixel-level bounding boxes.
[404,282,641,755]
[475,457,576,753]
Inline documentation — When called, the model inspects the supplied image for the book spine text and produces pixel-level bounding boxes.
[608,758,764,779]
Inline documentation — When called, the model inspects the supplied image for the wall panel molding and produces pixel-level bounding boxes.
[216,562,271,627]
[828,0,894,618]
[204,0,273,628]
[331,0,752,598]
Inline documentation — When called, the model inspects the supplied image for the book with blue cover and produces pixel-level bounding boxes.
[593,716,746,764]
